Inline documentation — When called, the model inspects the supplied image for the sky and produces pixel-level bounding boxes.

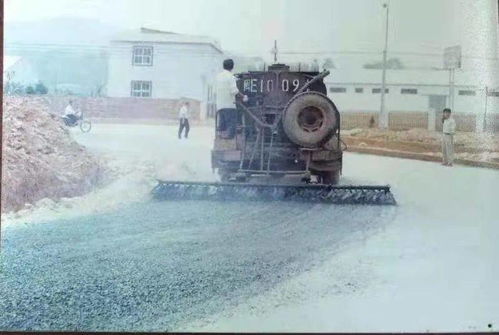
[5,0,499,62]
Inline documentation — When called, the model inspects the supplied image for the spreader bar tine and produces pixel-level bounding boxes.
[152,180,396,206]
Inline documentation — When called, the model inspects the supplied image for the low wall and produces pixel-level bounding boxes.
[38,96,201,120]
[16,96,499,133]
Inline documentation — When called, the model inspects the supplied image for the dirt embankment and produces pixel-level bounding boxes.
[2,97,104,212]
[342,128,499,168]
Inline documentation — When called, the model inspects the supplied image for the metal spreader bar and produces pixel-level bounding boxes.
[152,181,396,205]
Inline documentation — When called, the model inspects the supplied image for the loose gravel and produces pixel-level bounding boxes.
[0,200,395,331]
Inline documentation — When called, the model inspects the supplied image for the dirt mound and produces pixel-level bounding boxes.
[2,97,104,212]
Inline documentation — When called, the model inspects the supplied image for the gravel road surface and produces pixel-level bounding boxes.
[2,124,498,332]
[0,200,394,331]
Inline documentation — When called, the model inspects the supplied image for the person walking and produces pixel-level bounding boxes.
[178,101,190,139]
[215,58,248,139]
[441,108,456,166]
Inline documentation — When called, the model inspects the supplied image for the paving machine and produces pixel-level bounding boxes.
[152,63,395,205]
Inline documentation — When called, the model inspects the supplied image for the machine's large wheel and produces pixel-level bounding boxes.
[283,92,338,148]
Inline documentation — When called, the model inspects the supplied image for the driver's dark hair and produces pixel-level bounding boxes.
[443,108,451,113]
[223,59,234,71]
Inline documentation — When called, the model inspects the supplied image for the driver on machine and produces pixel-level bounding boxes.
[215,59,248,139]
[63,100,82,126]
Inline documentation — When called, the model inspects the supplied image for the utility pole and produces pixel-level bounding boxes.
[484,86,489,131]
[379,2,390,129]
[448,68,455,111]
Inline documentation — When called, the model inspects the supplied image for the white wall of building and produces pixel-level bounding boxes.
[107,42,223,100]
[325,68,498,116]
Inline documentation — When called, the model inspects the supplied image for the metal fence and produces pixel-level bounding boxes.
[341,110,499,133]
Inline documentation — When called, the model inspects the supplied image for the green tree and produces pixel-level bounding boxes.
[4,82,25,95]
[25,86,35,95]
[35,81,48,94]
[364,58,405,69]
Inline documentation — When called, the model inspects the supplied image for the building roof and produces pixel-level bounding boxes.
[3,56,22,71]
[110,27,223,53]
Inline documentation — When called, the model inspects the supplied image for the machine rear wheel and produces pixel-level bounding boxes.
[283,92,338,148]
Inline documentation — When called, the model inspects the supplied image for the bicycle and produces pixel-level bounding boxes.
[63,112,92,133]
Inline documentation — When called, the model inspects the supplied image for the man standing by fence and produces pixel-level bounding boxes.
[178,101,190,139]
[442,108,456,166]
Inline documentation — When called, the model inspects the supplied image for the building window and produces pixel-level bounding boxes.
[401,88,418,95]
[355,88,364,93]
[329,87,347,93]
[131,80,152,97]
[372,88,389,94]
[458,90,476,96]
[132,46,153,66]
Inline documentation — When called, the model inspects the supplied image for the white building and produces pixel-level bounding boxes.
[3,56,38,87]
[107,27,224,101]
[325,68,499,117]
[324,67,499,132]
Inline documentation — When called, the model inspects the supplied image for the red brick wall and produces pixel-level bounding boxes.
[40,96,201,120]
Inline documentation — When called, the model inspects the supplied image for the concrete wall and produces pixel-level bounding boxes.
[107,42,223,100]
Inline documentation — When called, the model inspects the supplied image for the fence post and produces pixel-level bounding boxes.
[484,86,488,132]
[475,87,487,133]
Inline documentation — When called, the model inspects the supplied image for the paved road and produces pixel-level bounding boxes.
[0,198,395,331]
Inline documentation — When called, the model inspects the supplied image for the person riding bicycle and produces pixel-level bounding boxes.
[63,100,82,126]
